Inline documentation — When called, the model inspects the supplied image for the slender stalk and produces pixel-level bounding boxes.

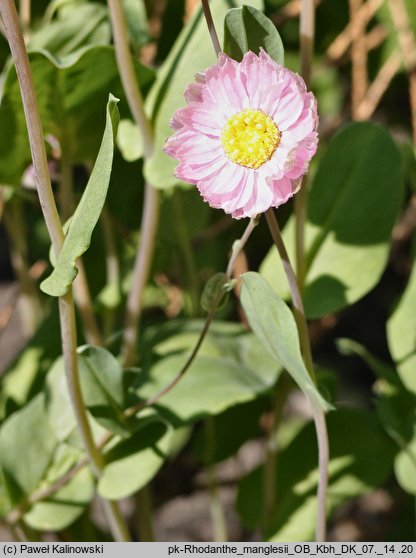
[122,183,160,367]
[0,1,64,255]
[107,0,160,368]
[265,209,328,541]
[300,0,314,88]
[135,488,155,541]
[107,0,153,158]
[349,0,368,119]
[19,0,31,39]
[310,403,329,542]
[58,293,104,476]
[201,0,221,57]
[265,209,314,378]
[0,1,130,541]
[5,218,259,527]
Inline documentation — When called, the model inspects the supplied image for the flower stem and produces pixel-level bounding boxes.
[310,402,329,542]
[201,0,221,56]
[107,0,160,368]
[6,218,258,527]
[265,209,314,379]
[0,0,130,541]
[265,209,328,541]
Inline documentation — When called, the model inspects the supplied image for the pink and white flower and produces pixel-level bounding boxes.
[165,49,318,219]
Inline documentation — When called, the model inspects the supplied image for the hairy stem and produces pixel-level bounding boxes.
[0,0,130,541]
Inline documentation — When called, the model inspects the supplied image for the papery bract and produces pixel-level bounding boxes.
[165,49,318,219]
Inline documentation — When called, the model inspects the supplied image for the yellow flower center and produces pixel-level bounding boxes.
[221,109,281,169]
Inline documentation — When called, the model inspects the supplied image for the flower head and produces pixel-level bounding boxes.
[165,49,318,219]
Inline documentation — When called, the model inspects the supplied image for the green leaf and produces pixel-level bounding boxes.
[394,425,416,495]
[77,346,128,436]
[45,346,147,439]
[0,46,154,185]
[116,119,144,162]
[260,123,404,318]
[236,409,397,540]
[41,95,119,297]
[0,307,61,420]
[29,3,110,59]
[387,257,416,395]
[336,338,416,496]
[122,0,151,50]
[223,5,284,63]
[98,422,169,500]
[45,356,78,442]
[0,395,57,505]
[200,272,229,312]
[192,397,268,464]
[240,272,331,412]
[144,0,263,189]
[23,444,94,531]
[136,322,281,423]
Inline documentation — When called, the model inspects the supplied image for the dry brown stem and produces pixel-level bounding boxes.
[349,0,368,119]
[272,0,321,26]
[356,50,402,120]
[327,0,383,60]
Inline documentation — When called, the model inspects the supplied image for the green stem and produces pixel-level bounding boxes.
[135,488,155,541]
[122,183,160,367]
[107,0,160,368]
[265,209,314,379]
[172,190,200,317]
[0,0,130,541]
[107,0,153,158]
[265,209,328,542]
[5,219,258,526]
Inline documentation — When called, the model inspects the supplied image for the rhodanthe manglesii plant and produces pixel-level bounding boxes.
[165,49,318,218]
